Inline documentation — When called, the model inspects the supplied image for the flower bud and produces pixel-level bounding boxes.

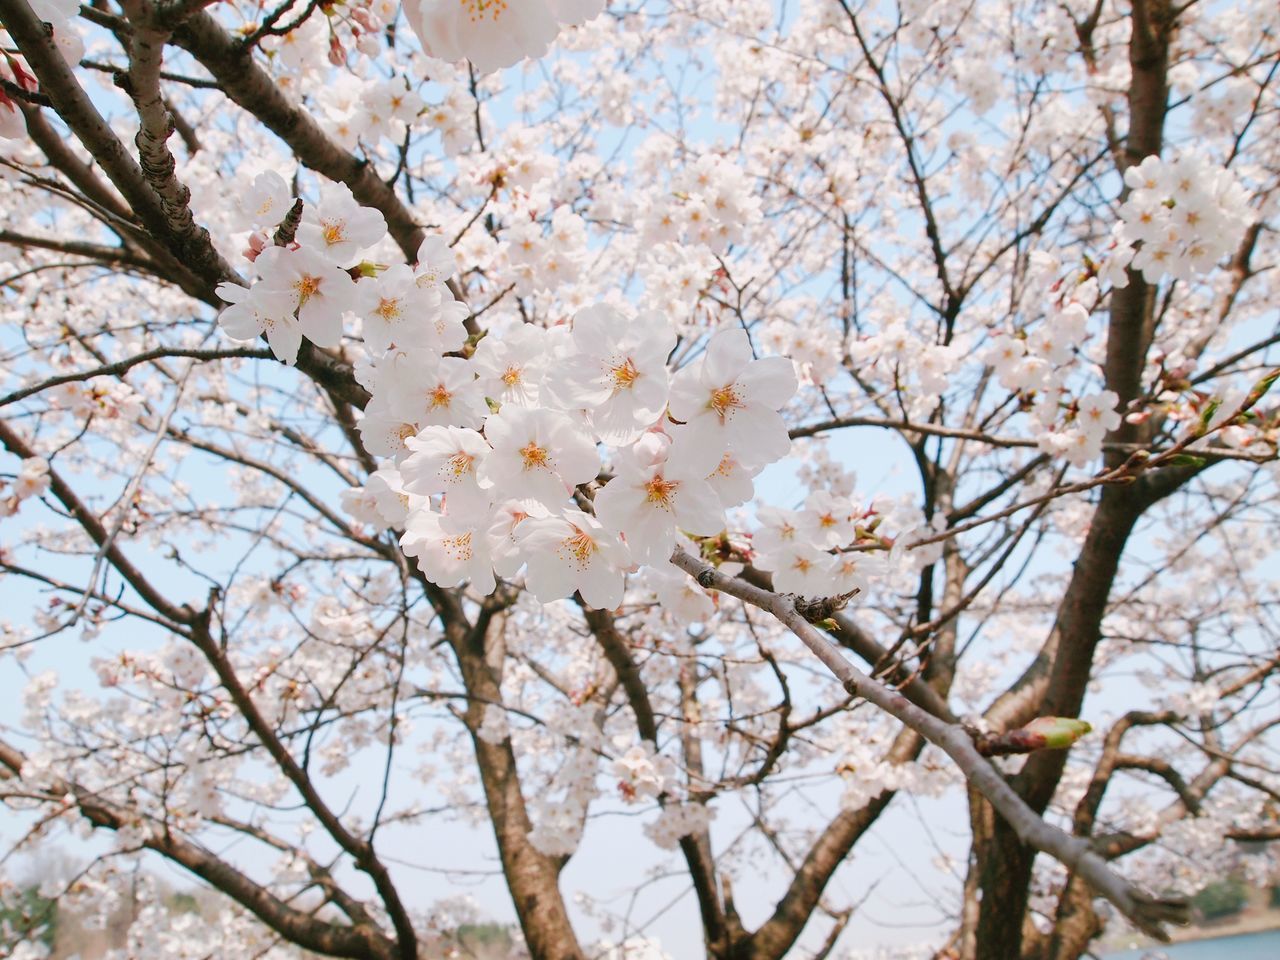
[1022,717,1092,750]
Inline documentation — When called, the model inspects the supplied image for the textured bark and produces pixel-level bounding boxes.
[0,0,233,304]
[118,0,221,271]
[970,4,1177,957]
[450,618,587,960]
[172,11,427,263]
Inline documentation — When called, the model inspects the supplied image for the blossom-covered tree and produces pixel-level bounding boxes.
[1,0,1278,958]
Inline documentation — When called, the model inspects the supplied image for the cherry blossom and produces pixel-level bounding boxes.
[400,425,493,518]
[297,181,389,267]
[252,246,357,352]
[406,0,605,74]
[216,281,305,364]
[667,329,798,476]
[230,171,293,233]
[518,509,630,608]
[386,355,489,430]
[4,3,1279,958]
[353,263,438,356]
[400,508,496,594]
[472,323,551,408]
[480,406,600,508]
[594,432,724,565]
[558,305,676,444]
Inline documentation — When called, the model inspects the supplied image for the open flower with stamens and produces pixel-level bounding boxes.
[705,452,763,508]
[353,264,439,356]
[254,246,356,352]
[356,406,422,462]
[667,328,797,476]
[752,505,802,569]
[480,406,599,508]
[231,171,293,233]
[297,181,388,267]
[797,492,855,549]
[768,541,837,596]
[414,235,457,293]
[1076,391,1121,440]
[401,508,496,595]
[594,432,724,565]
[216,281,305,364]
[473,324,551,408]
[641,564,715,622]
[365,463,427,527]
[405,0,604,74]
[558,305,676,444]
[401,425,494,518]
[388,355,488,430]
[485,499,549,578]
[518,509,630,609]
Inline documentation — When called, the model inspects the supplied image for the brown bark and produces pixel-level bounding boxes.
[969,4,1178,956]
[171,11,426,263]
[449,614,587,960]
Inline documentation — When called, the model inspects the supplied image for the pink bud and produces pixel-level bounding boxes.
[243,231,268,262]
[352,8,379,30]
[1124,410,1151,424]
[328,36,345,66]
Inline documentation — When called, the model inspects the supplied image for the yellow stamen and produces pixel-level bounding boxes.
[321,220,346,246]
[294,274,321,306]
[443,531,473,561]
[446,452,474,477]
[375,297,402,321]
[561,528,596,568]
[461,0,508,23]
[519,441,550,470]
[644,475,679,508]
[708,384,743,421]
[610,358,640,391]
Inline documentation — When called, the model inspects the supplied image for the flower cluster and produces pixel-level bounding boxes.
[1036,390,1122,466]
[218,184,798,608]
[643,802,715,851]
[640,154,762,255]
[610,742,676,803]
[1117,153,1252,284]
[217,177,391,364]
[389,317,795,609]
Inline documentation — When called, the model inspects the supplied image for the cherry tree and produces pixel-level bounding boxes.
[1,0,1278,958]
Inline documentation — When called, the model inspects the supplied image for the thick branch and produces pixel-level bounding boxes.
[670,549,1187,940]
